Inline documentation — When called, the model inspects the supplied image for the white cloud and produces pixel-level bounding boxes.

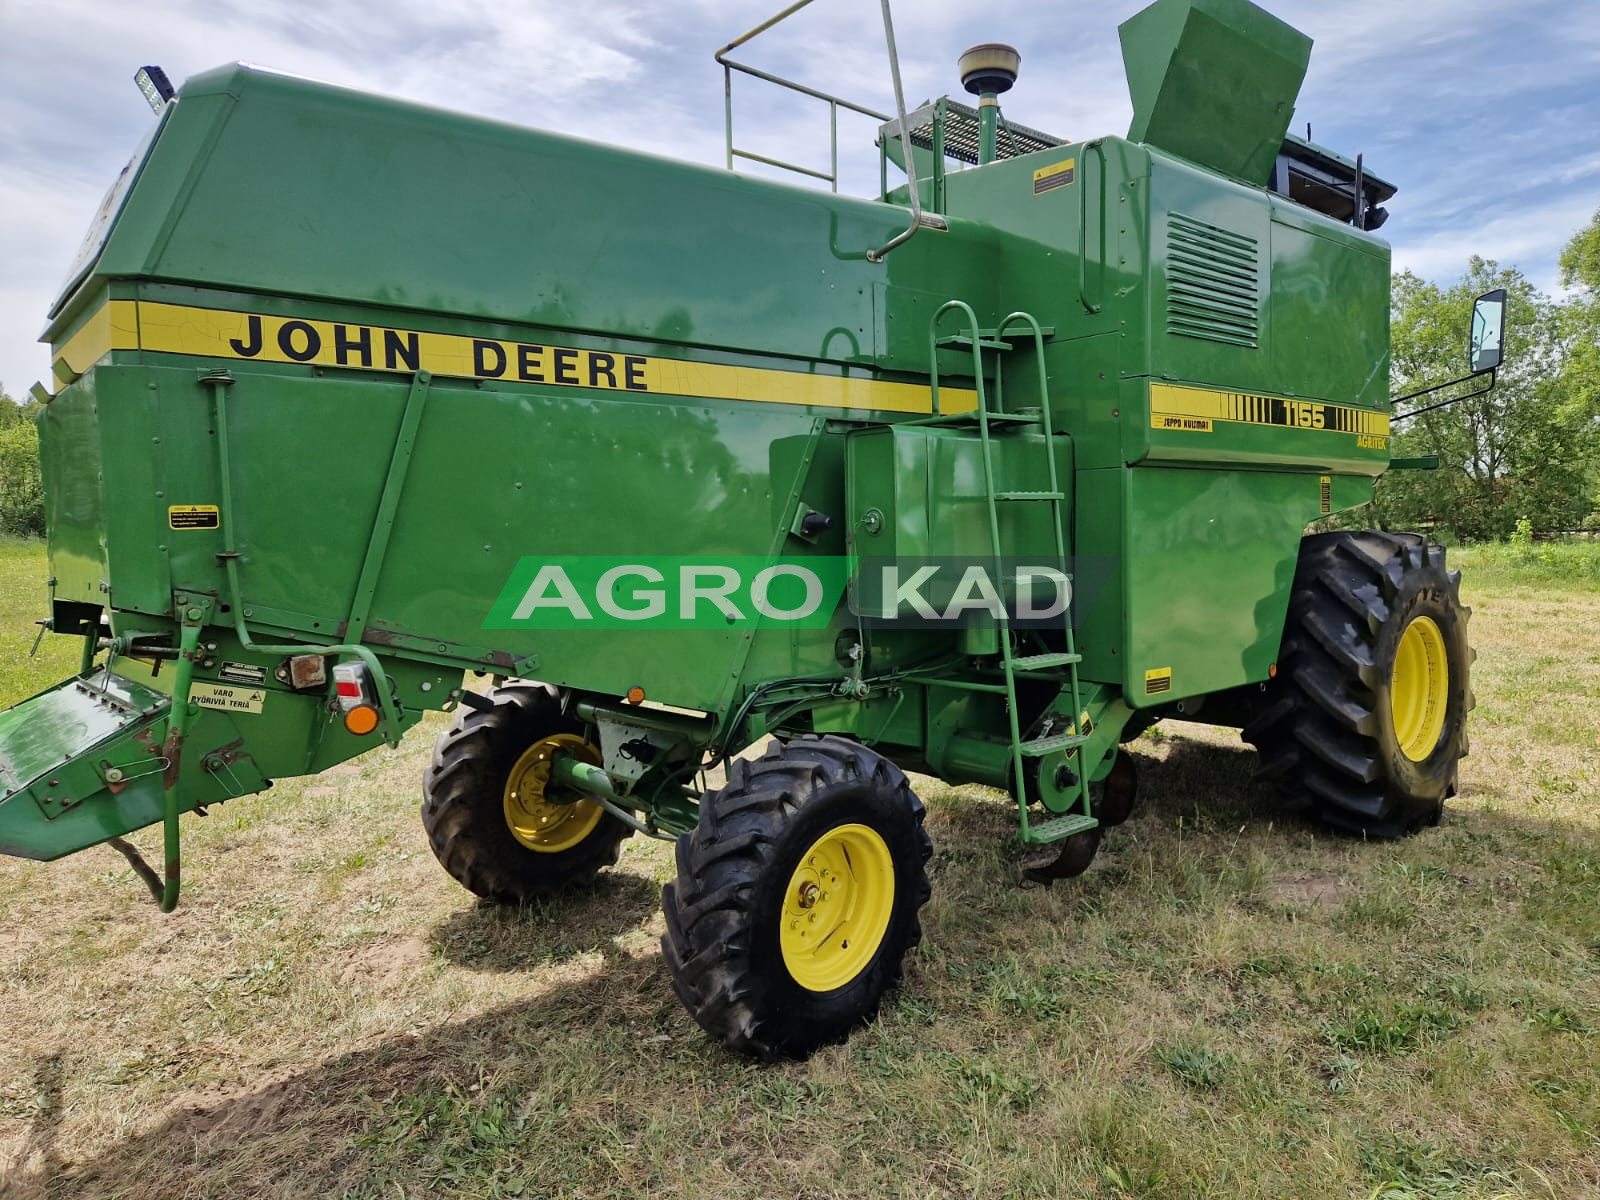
[1391,193,1598,293]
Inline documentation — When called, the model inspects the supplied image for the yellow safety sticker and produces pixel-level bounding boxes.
[1033,158,1076,195]
[74,300,979,416]
[1149,382,1388,444]
[1320,475,1332,514]
[168,504,220,530]
[1062,708,1093,759]
[191,682,266,714]
[1145,667,1173,696]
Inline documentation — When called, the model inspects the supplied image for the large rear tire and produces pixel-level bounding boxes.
[661,735,932,1060]
[422,682,630,902]
[1243,531,1473,838]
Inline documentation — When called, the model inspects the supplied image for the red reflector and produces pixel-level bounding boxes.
[336,680,363,698]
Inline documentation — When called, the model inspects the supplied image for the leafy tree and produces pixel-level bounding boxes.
[1560,208,1600,294]
[1375,258,1599,540]
[0,381,46,537]
[1559,209,1600,521]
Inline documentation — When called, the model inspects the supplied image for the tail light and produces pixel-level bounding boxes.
[331,662,380,736]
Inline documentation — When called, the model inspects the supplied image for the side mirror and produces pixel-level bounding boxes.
[1469,288,1506,373]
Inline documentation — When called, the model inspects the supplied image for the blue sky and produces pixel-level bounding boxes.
[1,0,1596,397]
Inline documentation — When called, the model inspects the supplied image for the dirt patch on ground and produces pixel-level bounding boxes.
[338,935,429,985]
[166,1062,320,1140]
[1260,872,1350,909]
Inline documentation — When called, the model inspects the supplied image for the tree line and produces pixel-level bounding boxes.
[1375,210,1600,541]
[0,389,44,537]
[3,211,1598,542]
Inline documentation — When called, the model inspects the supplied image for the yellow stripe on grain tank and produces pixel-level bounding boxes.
[1150,381,1388,446]
[66,300,977,416]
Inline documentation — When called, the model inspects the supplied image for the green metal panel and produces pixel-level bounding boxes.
[1267,199,1392,408]
[1073,463,1374,699]
[1119,0,1310,185]
[1071,466,1127,688]
[87,347,854,715]
[1120,465,1324,704]
[845,425,1070,568]
[37,374,107,608]
[56,66,1000,377]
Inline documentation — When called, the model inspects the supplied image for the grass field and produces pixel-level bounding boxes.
[1,536,1596,1199]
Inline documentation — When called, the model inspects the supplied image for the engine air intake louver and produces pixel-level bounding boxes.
[1165,213,1260,348]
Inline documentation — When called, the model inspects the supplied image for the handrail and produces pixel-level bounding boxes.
[1078,141,1107,314]
[865,0,925,263]
[715,0,890,192]
[713,0,927,262]
[927,299,985,418]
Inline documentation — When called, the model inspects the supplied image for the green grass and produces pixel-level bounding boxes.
[0,537,77,702]
[1452,539,1600,590]
[0,535,1597,1199]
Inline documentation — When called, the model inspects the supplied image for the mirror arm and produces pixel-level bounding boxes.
[1391,366,1496,424]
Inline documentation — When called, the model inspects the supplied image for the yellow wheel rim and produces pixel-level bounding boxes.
[779,823,895,993]
[503,733,605,853]
[1390,615,1449,762]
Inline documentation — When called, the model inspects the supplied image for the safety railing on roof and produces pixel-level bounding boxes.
[714,0,928,262]
[715,0,890,190]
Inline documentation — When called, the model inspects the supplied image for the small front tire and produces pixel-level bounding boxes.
[661,735,932,1059]
[422,682,630,902]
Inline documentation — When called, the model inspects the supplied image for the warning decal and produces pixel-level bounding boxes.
[169,505,220,530]
[191,682,266,714]
[1033,159,1076,195]
[1145,667,1173,696]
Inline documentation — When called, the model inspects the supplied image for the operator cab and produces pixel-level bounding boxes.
[1271,132,1397,231]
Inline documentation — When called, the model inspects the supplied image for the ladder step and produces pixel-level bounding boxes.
[1023,812,1099,845]
[994,490,1064,501]
[1019,729,1090,756]
[1010,652,1082,671]
[908,412,1038,428]
[936,333,1010,352]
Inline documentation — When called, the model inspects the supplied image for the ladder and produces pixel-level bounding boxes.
[909,300,1098,846]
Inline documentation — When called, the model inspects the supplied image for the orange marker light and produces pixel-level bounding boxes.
[1268,662,1278,678]
[625,686,646,705]
[344,704,380,736]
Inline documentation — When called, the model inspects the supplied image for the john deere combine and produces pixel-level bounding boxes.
[2,0,1499,1057]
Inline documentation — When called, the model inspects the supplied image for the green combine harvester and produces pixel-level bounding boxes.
[2,0,1502,1057]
